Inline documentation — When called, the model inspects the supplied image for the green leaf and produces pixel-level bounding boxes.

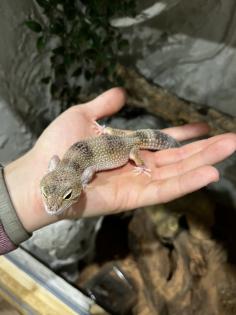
[31,0,136,108]
[50,19,65,35]
[41,76,51,84]
[37,36,46,50]
[25,20,42,33]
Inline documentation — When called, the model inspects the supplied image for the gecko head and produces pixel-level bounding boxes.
[40,170,83,216]
[40,156,83,216]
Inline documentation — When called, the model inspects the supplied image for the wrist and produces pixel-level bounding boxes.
[4,149,58,233]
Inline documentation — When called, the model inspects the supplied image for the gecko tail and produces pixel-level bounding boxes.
[134,129,180,151]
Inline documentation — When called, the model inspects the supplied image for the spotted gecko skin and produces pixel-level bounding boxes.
[40,125,179,216]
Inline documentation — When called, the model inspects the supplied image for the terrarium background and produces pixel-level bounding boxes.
[0,0,236,314]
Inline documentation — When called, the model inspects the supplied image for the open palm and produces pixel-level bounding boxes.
[32,88,236,219]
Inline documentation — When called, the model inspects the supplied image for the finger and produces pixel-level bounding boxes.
[139,165,219,207]
[154,133,236,167]
[163,122,210,141]
[153,137,236,180]
[83,87,126,119]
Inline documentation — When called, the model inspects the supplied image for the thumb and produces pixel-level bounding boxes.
[84,87,126,119]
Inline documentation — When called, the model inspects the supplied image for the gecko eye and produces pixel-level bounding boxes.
[63,190,72,200]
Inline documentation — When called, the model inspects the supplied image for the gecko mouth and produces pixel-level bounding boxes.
[45,207,66,216]
[42,199,73,216]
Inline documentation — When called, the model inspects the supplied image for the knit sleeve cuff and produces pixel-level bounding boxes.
[0,164,31,245]
[0,222,17,254]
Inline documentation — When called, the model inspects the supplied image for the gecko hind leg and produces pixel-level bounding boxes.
[130,147,151,177]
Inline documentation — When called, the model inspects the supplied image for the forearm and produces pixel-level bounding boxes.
[4,149,58,233]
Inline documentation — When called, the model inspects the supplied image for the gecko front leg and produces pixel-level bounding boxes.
[129,147,151,177]
[81,165,97,189]
[92,121,107,135]
[92,121,136,137]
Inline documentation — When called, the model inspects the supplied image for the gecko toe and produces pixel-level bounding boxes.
[92,121,106,135]
[133,166,151,177]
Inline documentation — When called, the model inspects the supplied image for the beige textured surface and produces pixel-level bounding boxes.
[0,255,81,315]
[0,297,21,315]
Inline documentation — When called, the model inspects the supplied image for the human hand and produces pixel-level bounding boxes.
[4,88,236,232]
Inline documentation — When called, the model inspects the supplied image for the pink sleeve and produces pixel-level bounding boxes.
[0,222,16,255]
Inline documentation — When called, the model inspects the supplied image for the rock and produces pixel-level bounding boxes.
[0,99,34,162]
[22,217,103,282]
[102,106,168,130]
[0,134,8,149]
[0,0,58,137]
[117,0,236,117]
